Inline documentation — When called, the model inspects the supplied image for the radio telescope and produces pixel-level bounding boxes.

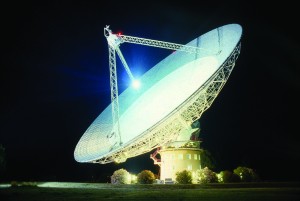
[74,24,242,182]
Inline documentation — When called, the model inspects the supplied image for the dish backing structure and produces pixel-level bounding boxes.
[74,23,242,182]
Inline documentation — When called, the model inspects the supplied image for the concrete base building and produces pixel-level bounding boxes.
[151,121,202,183]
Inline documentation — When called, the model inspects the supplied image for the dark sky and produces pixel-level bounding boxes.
[1,1,299,182]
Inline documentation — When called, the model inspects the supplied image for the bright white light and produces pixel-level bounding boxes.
[132,80,141,89]
[0,184,11,188]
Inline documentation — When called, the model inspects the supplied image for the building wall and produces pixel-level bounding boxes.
[159,148,201,183]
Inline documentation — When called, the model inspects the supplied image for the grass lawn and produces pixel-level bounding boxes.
[1,182,299,201]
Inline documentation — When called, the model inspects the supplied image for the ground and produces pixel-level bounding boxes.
[1,182,299,201]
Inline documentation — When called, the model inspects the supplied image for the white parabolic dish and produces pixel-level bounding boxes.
[74,23,242,163]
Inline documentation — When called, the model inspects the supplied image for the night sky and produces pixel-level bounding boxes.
[1,1,299,182]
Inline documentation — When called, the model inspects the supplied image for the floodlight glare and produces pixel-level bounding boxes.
[132,80,141,89]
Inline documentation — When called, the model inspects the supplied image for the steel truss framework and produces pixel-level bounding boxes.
[104,26,217,147]
[95,43,241,164]
[107,44,121,143]
[119,34,217,55]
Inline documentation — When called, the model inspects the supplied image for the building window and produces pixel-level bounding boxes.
[187,165,192,170]
[178,154,183,160]
[198,154,201,160]
[187,154,191,160]
[194,154,197,160]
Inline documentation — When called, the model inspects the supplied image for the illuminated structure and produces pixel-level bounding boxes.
[74,24,242,182]
[150,121,202,182]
